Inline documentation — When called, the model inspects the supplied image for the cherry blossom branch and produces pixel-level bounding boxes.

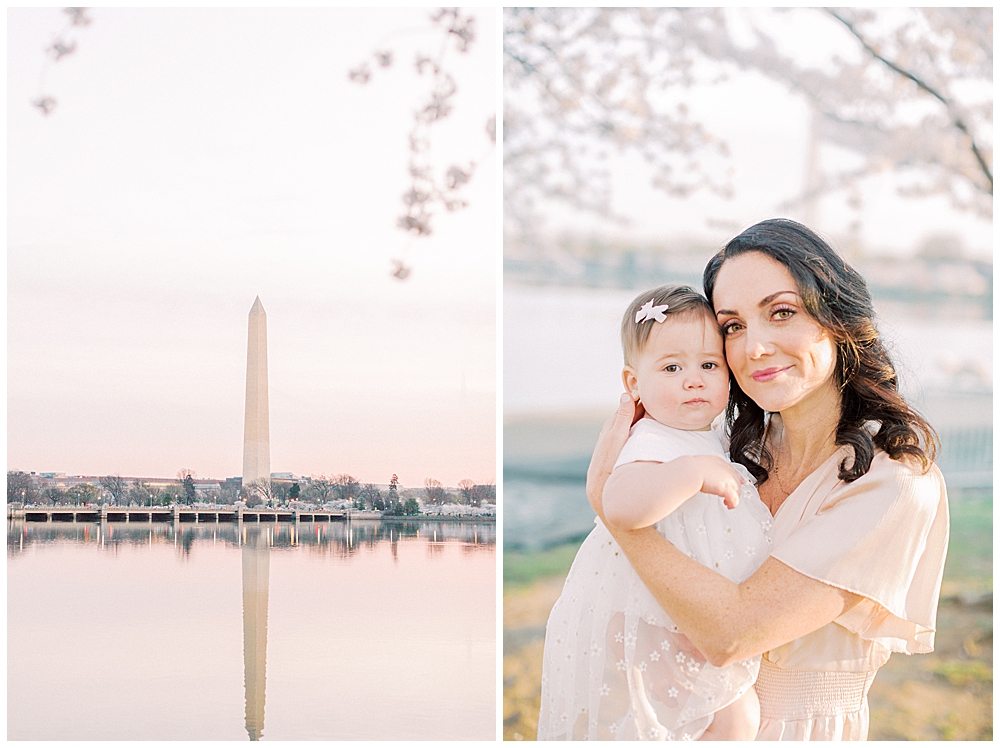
[828,9,992,194]
[349,8,495,279]
[32,7,92,116]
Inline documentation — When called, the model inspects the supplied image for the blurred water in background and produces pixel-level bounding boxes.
[504,284,992,550]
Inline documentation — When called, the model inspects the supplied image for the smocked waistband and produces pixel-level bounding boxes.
[754,658,877,720]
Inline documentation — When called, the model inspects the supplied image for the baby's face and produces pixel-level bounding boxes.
[623,314,729,431]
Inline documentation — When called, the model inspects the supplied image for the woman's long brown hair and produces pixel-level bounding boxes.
[703,219,938,485]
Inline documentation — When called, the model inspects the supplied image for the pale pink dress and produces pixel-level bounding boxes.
[753,438,950,740]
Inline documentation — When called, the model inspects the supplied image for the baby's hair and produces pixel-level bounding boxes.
[621,284,717,365]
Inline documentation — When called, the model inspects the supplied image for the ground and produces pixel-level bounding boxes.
[502,493,992,741]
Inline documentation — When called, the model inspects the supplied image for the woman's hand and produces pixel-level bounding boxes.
[587,394,644,520]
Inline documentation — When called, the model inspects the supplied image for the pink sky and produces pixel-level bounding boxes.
[7,8,497,487]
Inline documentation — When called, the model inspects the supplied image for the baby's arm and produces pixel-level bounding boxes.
[603,455,744,531]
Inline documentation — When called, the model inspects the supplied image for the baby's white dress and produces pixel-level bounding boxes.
[538,418,773,741]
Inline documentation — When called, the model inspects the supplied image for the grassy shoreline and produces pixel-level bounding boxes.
[503,494,992,741]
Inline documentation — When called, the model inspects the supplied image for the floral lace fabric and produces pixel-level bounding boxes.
[538,421,773,741]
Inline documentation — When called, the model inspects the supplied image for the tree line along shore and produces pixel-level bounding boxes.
[7,470,495,518]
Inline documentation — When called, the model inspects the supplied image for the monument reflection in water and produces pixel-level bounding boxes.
[8,518,495,740]
[242,525,269,741]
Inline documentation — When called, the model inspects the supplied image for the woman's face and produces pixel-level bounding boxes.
[712,251,839,416]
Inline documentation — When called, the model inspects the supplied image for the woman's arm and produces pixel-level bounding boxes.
[607,529,860,666]
[587,396,861,667]
[603,455,743,530]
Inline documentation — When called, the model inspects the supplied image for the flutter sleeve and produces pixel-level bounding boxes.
[769,452,950,654]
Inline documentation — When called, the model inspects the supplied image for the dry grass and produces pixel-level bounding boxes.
[503,579,562,741]
[503,564,992,741]
[867,594,992,740]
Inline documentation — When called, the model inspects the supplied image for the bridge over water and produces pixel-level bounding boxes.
[9,506,347,524]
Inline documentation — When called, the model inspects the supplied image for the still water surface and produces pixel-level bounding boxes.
[8,519,495,740]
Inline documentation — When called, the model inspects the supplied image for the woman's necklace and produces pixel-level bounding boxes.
[770,424,835,498]
[771,455,795,496]
[772,460,802,496]
[769,421,796,497]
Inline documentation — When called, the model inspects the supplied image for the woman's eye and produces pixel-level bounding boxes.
[721,321,743,336]
[773,307,794,320]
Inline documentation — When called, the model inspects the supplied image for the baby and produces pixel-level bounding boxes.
[538,285,772,741]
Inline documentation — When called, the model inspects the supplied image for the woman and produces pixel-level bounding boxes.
[586,219,949,740]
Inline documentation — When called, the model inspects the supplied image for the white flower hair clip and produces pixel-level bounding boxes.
[635,298,669,324]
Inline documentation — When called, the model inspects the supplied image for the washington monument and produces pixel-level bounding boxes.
[242,296,270,489]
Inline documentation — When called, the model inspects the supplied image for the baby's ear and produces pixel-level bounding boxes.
[621,367,639,400]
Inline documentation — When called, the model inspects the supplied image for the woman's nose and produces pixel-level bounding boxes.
[744,324,771,359]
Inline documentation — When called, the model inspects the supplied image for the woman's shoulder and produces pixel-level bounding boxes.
[864,450,944,485]
[830,450,946,513]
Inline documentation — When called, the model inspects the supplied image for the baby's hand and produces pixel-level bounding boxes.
[690,455,745,509]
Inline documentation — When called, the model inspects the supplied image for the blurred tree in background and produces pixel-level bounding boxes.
[66,483,99,505]
[307,475,334,504]
[358,482,384,510]
[388,473,400,506]
[128,479,154,506]
[423,477,447,504]
[7,471,39,504]
[504,8,992,237]
[178,469,197,505]
[333,474,361,505]
[99,475,128,506]
[43,487,65,506]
